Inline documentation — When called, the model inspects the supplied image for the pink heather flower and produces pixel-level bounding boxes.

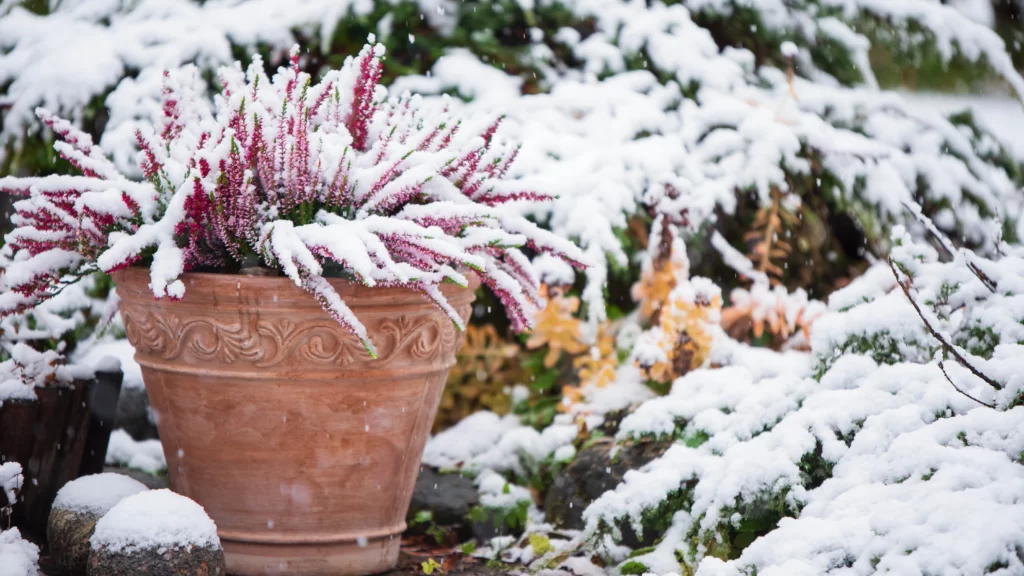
[0,39,590,357]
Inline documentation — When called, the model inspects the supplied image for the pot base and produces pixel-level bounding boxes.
[223,532,401,576]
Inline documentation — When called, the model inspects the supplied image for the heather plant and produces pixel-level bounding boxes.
[0,41,587,356]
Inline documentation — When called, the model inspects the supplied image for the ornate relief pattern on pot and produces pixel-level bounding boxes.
[120,303,472,370]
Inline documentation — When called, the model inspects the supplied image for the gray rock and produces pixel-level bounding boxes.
[48,508,98,576]
[47,473,149,576]
[544,439,672,531]
[409,466,478,525]
[87,489,224,576]
[87,544,225,576]
[113,387,158,441]
[101,466,168,490]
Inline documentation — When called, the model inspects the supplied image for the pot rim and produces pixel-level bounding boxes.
[112,265,481,308]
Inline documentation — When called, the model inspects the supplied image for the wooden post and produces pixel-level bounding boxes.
[0,371,123,543]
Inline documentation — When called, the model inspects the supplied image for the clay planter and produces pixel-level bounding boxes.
[113,267,474,575]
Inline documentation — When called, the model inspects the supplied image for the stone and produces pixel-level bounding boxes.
[544,439,672,531]
[47,473,149,576]
[87,544,225,576]
[409,466,479,526]
[101,466,169,490]
[113,386,158,441]
[88,489,225,576]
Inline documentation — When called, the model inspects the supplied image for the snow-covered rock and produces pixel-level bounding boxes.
[89,489,224,576]
[52,473,149,517]
[48,473,148,576]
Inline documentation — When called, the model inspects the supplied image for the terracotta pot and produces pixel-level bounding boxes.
[113,268,474,575]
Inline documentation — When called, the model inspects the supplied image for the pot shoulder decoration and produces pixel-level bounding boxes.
[114,267,474,576]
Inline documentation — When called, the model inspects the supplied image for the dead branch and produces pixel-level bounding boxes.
[888,256,1004,392]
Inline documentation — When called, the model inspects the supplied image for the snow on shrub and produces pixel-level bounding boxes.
[0,41,587,356]
[423,224,1024,573]
[0,461,22,509]
[105,429,167,475]
[0,241,120,375]
[5,0,1023,322]
[697,405,1024,576]
[391,1,1024,318]
[814,215,1024,409]
[578,344,1021,572]
[0,343,93,406]
[0,464,36,575]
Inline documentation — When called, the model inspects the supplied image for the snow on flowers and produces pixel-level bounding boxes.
[0,39,587,356]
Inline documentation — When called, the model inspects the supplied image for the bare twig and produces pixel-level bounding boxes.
[902,200,956,257]
[964,255,997,294]
[901,200,997,293]
[938,360,996,408]
[888,257,1004,392]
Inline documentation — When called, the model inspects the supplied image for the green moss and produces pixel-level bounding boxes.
[620,560,649,575]
[683,430,710,449]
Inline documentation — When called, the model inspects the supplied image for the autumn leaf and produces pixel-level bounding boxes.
[526,285,588,368]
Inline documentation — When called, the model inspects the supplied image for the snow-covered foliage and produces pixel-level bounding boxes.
[3,0,1023,320]
[428,316,1024,574]
[697,405,1024,576]
[0,41,586,355]
[0,0,454,160]
[0,528,40,576]
[0,238,122,384]
[0,465,34,576]
[423,202,1024,576]
[0,462,22,508]
[815,222,1024,409]
[389,0,1024,317]
[0,342,92,405]
[90,489,220,554]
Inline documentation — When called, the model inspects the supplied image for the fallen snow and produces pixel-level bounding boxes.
[105,429,166,474]
[0,528,39,576]
[477,469,534,511]
[52,473,149,516]
[72,338,144,390]
[423,411,522,470]
[90,489,220,553]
